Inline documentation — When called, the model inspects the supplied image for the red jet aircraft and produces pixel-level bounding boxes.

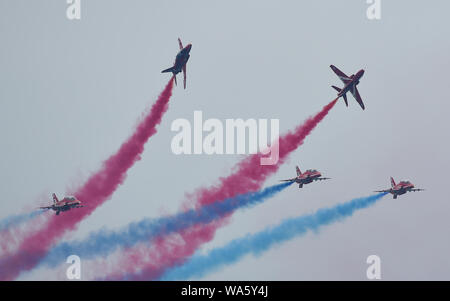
[374,177,424,199]
[161,38,192,89]
[281,166,330,188]
[330,65,366,110]
[40,193,84,215]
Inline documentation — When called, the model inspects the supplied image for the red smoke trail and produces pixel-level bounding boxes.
[105,98,338,280]
[0,78,174,280]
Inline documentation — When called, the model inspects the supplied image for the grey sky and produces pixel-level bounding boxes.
[1,0,449,280]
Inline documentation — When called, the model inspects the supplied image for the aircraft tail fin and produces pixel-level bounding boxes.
[173,74,177,86]
[52,193,59,204]
[332,86,348,106]
[296,166,301,176]
[331,85,341,92]
[390,177,396,188]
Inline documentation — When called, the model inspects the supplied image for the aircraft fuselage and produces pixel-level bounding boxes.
[296,172,321,185]
[390,183,415,198]
[51,200,82,215]
[171,45,192,74]
[338,69,365,97]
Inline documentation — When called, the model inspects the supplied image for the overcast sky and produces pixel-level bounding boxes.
[1,0,449,280]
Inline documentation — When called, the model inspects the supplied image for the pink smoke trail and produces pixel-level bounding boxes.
[105,98,338,280]
[0,78,174,280]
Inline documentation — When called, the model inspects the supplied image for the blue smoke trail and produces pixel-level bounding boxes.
[40,182,293,267]
[159,192,388,280]
[0,210,44,231]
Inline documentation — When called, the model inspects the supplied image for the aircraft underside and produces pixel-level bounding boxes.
[297,178,313,188]
[53,205,73,215]
[392,190,407,198]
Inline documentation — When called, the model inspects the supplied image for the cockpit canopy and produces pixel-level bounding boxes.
[64,196,77,201]
[400,180,411,185]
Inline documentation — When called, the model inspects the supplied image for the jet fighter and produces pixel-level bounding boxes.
[161,38,192,89]
[330,65,366,110]
[281,166,330,188]
[374,177,424,199]
[40,193,84,215]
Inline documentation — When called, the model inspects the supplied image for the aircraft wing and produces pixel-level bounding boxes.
[178,38,183,50]
[411,188,425,192]
[280,178,296,182]
[330,65,352,84]
[316,177,331,181]
[350,85,365,110]
[374,189,391,193]
[183,64,187,89]
[39,206,52,210]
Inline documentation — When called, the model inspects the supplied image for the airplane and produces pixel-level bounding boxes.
[281,166,330,188]
[161,38,192,89]
[374,177,425,199]
[330,65,366,110]
[40,193,84,215]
